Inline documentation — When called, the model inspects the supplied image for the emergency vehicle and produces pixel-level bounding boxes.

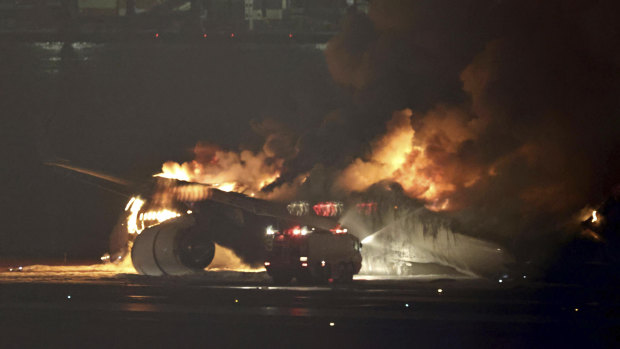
[264,225,362,284]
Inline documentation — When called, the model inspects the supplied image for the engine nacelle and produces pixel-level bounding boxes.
[131,215,215,276]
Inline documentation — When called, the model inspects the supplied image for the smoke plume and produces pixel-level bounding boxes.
[324,0,620,261]
[151,0,619,270]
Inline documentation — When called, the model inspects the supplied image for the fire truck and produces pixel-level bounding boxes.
[264,225,362,284]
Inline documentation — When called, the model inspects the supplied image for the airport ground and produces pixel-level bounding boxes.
[0,266,618,349]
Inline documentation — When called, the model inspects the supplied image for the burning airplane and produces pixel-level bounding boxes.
[120,179,349,277]
[48,150,515,280]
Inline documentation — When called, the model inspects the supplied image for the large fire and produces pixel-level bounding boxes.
[119,195,262,272]
[337,108,483,211]
[155,143,282,197]
[114,143,284,273]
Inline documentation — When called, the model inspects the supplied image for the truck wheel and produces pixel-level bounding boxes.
[314,263,331,284]
[336,262,353,283]
[272,273,292,285]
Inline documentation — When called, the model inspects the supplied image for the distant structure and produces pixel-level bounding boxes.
[241,0,369,31]
[0,0,369,39]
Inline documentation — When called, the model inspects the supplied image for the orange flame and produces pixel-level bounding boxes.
[111,142,286,273]
[124,196,182,235]
[592,210,598,222]
[338,108,481,211]
[155,144,282,196]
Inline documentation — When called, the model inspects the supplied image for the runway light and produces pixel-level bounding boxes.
[67,295,71,299]
[234,299,239,303]
[498,279,503,283]
[329,322,335,327]
[437,288,443,294]
[574,308,579,312]
[523,275,527,279]
[405,303,410,308]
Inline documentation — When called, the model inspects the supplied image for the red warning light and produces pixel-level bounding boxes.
[203,34,207,38]
[154,33,159,38]
[288,33,293,38]
[329,224,348,234]
[230,33,235,38]
[283,225,305,236]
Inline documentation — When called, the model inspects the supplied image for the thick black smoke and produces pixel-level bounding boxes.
[317,0,620,262]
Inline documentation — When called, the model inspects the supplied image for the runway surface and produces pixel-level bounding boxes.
[0,266,617,348]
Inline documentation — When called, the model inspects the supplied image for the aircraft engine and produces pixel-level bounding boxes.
[131,215,215,276]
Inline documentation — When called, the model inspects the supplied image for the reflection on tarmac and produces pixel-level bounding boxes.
[0,267,616,348]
